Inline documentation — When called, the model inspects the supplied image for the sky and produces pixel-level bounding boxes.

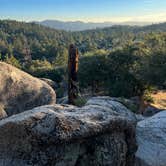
[0,0,166,23]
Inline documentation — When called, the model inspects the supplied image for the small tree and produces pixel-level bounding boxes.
[4,54,21,68]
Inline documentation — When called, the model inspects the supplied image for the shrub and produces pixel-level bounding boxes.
[74,97,87,107]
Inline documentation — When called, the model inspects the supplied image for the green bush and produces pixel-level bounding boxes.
[56,87,66,98]
[26,61,67,83]
[74,97,87,107]
[78,48,144,98]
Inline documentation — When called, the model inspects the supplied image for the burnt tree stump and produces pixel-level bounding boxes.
[68,44,79,104]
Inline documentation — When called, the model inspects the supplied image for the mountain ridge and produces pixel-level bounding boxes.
[33,19,153,31]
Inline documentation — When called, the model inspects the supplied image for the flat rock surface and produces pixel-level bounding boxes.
[86,96,139,122]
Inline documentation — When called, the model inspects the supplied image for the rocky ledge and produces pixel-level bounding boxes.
[0,97,137,166]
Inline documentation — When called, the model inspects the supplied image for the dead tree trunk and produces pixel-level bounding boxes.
[68,44,79,104]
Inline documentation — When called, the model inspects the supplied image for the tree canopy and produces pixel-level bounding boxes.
[0,20,165,98]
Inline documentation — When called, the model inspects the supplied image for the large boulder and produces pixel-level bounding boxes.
[0,98,137,166]
[136,111,166,166]
[0,62,56,116]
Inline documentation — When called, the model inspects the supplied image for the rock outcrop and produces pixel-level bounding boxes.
[40,78,58,90]
[0,62,56,116]
[0,97,137,166]
[136,111,166,166]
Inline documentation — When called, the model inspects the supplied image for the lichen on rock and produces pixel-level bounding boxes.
[0,98,137,166]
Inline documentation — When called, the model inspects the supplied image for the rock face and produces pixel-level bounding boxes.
[40,78,58,90]
[0,62,56,116]
[136,111,166,166]
[0,97,137,166]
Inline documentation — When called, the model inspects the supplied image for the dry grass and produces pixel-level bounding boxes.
[151,90,166,109]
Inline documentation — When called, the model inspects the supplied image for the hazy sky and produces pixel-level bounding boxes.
[0,0,166,22]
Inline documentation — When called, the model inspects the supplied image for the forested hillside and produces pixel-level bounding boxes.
[0,20,166,99]
[35,20,151,31]
[1,20,166,62]
[1,20,166,60]
[0,20,71,62]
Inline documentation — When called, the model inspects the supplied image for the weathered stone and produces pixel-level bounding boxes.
[0,62,56,116]
[0,98,137,166]
[136,111,166,166]
[86,96,139,122]
[40,78,58,90]
[111,97,139,113]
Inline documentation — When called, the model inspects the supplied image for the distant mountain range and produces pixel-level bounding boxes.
[34,20,153,31]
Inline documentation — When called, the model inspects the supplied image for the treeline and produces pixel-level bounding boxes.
[78,45,166,98]
[0,20,71,64]
[0,20,166,98]
[1,20,166,62]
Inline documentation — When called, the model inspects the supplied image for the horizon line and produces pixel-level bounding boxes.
[1,18,166,25]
